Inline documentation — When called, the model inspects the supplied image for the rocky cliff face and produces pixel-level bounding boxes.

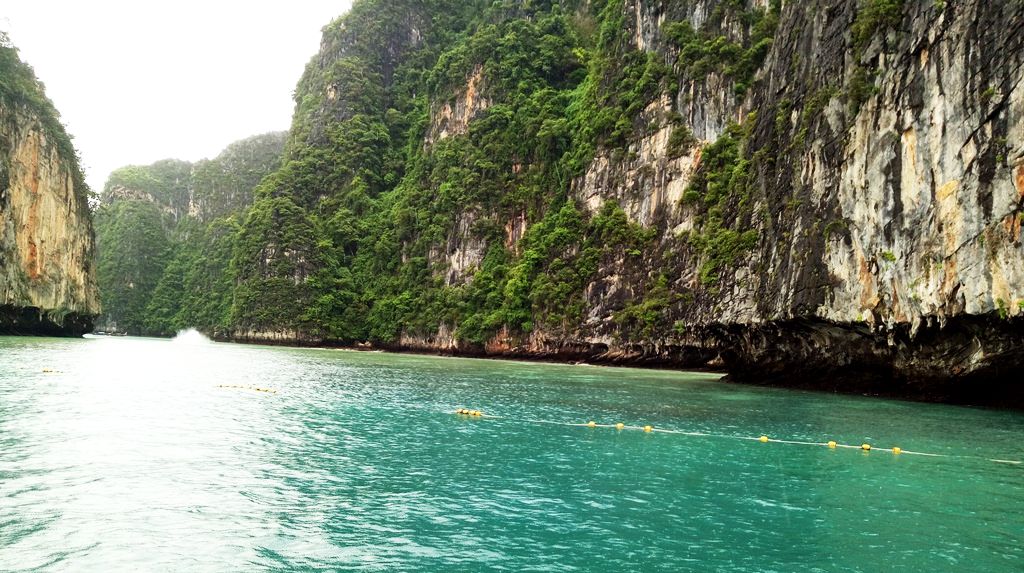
[0,38,99,335]
[703,0,1024,402]
[558,0,1024,403]
[228,0,1023,405]
[460,0,1024,404]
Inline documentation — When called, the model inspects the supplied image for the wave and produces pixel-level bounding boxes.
[171,328,213,345]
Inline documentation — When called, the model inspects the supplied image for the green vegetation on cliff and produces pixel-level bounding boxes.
[95,200,172,334]
[95,132,285,335]
[225,0,656,344]
[96,0,782,344]
[219,0,782,347]
[88,0,1024,401]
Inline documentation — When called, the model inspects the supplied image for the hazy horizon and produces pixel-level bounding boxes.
[1,1,352,192]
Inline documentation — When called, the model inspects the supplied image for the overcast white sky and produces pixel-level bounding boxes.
[2,1,352,191]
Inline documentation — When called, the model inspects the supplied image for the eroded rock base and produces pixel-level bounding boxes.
[0,305,94,337]
[714,316,1024,408]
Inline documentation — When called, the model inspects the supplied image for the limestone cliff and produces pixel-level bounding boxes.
[0,36,99,335]
[556,0,1024,402]
[695,0,1024,401]
[446,0,1024,404]
[228,0,1023,405]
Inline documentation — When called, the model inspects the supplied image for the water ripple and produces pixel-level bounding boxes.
[0,336,1022,571]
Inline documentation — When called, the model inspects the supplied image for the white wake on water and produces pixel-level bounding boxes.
[171,328,213,345]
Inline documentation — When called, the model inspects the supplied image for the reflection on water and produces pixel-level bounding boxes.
[0,335,1022,572]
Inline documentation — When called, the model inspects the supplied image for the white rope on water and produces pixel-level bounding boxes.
[452,408,1022,465]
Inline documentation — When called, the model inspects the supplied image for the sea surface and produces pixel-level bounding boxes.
[1,333,1022,572]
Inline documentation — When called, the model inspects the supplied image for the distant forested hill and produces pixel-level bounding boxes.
[94,132,285,334]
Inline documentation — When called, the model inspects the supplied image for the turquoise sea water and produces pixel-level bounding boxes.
[1,334,1022,572]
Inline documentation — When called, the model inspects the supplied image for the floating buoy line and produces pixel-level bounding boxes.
[218,384,277,394]
[453,408,1022,466]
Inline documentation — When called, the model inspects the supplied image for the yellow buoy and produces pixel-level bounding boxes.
[861,443,871,451]
[827,441,837,449]
[586,421,596,428]
[759,435,769,443]
[643,425,653,433]
[892,447,902,455]
[472,410,482,417]
[615,423,625,430]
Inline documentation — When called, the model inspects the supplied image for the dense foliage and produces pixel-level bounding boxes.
[95,200,172,333]
[98,0,786,343]
[94,133,285,334]
[223,0,779,345]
